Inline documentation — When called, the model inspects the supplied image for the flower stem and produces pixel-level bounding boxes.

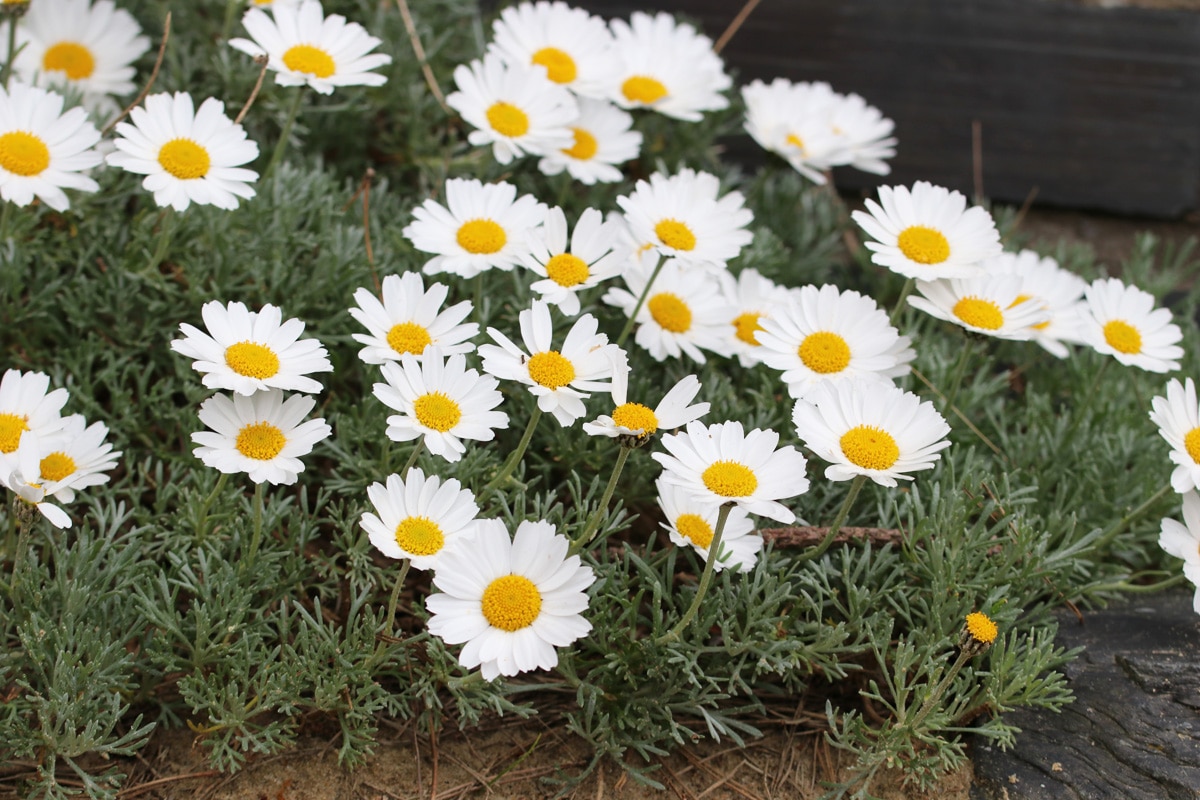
[1,14,17,89]
[906,648,973,732]
[148,207,176,271]
[383,558,411,641]
[616,254,666,347]
[264,89,305,180]
[888,276,915,328]
[482,406,542,494]
[398,439,423,480]
[8,510,30,596]
[658,503,733,644]
[796,474,867,564]
[1062,357,1111,442]
[942,335,975,411]
[220,0,241,43]
[194,472,229,540]
[569,446,631,556]
[245,481,266,566]
[1092,483,1173,552]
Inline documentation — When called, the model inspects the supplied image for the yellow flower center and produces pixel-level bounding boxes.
[701,460,758,498]
[485,101,530,137]
[481,574,542,631]
[157,138,211,180]
[896,225,951,265]
[733,312,764,346]
[562,127,597,160]
[621,74,668,105]
[530,46,577,84]
[965,611,998,644]
[42,41,95,80]
[545,253,589,287]
[413,391,462,432]
[1182,427,1200,466]
[0,131,50,177]
[235,421,286,461]
[39,452,77,482]
[839,425,900,471]
[798,331,851,374]
[0,412,29,453]
[654,219,696,251]
[675,513,713,548]
[1103,319,1142,355]
[282,44,335,78]
[1011,294,1051,330]
[224,342,281,379]
[386,322,432,355]
[456,219,507,255]
[527,351,575,389]
[393,515,445,557]
[784,132,806,155]
[611,402,658,437]
[952,297,1004,331]
[647,292,692,333]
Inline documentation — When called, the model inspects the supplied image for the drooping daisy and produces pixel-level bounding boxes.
[29,413,120,503]
[478,300,620,427]
[2,442,71,529]
[609,11,730,121]
[1149,378,1200,494]
[719,268,792,367]
[0,369,69,472]
[907,275,1050,340]
[1079,277,1183,373]
[373,349,509,463]
[851,181,1001,279]
[831,91,897,176]
[652,420,809,524]
[0,81,102,211]
[487,1,620,99]
[171,300,333,395]
[741,78,847,183]
[616,168,754,270]
[426,518,595,681]
[191,389,331,485]
[1159,490,1200,614]
[987,249,1087,358]
[106,92,260,212]
[537,97,642,185]
[756,284,915,400]
[360,468,479,570]
[448,53,577,165]
[229,0,391,95]
[402,177,546,279]
[792,378,951,488]
[656,480,760,572]
[349,272,478,365]
[521,206,623,316]
[583,373,709,442]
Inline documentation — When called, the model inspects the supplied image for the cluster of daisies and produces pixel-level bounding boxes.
[1151,380,1200,614]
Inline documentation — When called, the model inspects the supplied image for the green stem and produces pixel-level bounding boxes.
[942,335,975,411]
[616,254,666,347]
[148,207,176,271]
[264,89,305,180]
[398,439,423,480]
[1,14,16,89]
[8,513,30,596]
[906,648,972,732]
[1092,483,1173,552]
[796,474,867,565]
[194,472,229,540]
[1089,571,1188,594]
[220,0,240,42]
[245,481,266,566]
[0,201,11,241]
[569,446,632,556]
[658,503,733,644]
[1063,357,1111,442]
[888,276,915,328]
[482,406,542,494]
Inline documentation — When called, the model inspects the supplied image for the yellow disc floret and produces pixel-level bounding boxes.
[897,225,951,265]
[0,412,29,453]
[393,515,445,557]
[839,425,900,471]
[0,131,50,177]
[562,127,597,160]
[1103,319,1142,355]
[485,101,530,137]
[545,253,589,287]
[611,402,658,438]
[675,513,713,548]
[733,312,764,346]
[531,46,577,84]
[701,460,758,498]
[157,138,210,180]
[798,331,851,375]
[481,574,542,631]
[456,219,507,255]
[42,42,95,80]
[39,452,76,482]
[647,292,692,333]
[282,44,336,78]
[526,350,575,389]
[621,75,668,105]
[965,611,998,644]
[224,342,281,380]
[1183,427,1200,465]
[654,219,696,252]
[413,391,462,433]
[386,322,432,355]
[952,297,1004,331]
[235,421,286,461]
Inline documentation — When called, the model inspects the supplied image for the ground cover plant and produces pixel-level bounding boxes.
[2,0,1199,798]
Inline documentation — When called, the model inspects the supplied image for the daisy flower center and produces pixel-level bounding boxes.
[785,133,807,155]
[897,225,951,265]
[654,219,697,251]
[414,391,462,432]
[839,425,900,471]
[486,101,531,137]
[224,342,281,379]
[39,452,76,482]
[42,42,95,80]
[798,331,851,374]
[0,131,50,177]
[1103,319,1142,354]
[158,138,211,180]
[393,515,445,557]
[702,460,758,498]
[647,292,692,333]
[481,574,542,631]
[545,253,589,287]
[456,218,507,255]
[611,402,658,437]
[386,322,432,355]
[526,351,576,389]
[0,412,29,453]
[733,312,764,346]
[952,297,1004,331]
[282,44,336,78]
[965,611,998,644]
[531,46,577,84]
[1185,427,1200,465]
[562,127,597,160]
[676,513,713,548]
[235,421,287,461]
[622,74,668,105]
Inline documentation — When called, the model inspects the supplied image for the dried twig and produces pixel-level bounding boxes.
[103,12,170,136]
[234,55,270,125]
[761,525,904,548]
[391,0,449,113]
[714,0,763,55]
[116,770,221,799]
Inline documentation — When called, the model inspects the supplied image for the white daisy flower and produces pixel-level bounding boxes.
[537,97,641,185]
[1159,490,1200,614]
[741,78,847,183]
[756,284,915,400]
[1079,277,1183,373]
[360,467,479,570]
[792,378,951,488]
[2,442,71,529]
[851,181,1001,280]
[0,369,69,473]
[402,177,546,279]
[602,258,734,364]
[488,0,620,99]
[831,91,897,176]
[448,53,577,165]
[171,300,333,396]
[0,82,101,211]
[583,373,709,441]
[229,0,391,95]
[478,300,620,427]
[987,249,1088,358]
[719,268,792,368]
[349,272,478,365]
[616,168,754,270]
[907,275,1050,340]
[426,518,595,681]
[522,206,623,316]
[373,349,509,464]
[191,389,331,485]
[1149,378,1200,494]
[106,92,260,212]
[29,413,120,503]
[656,479,760,573]
[652,419,809,524]
[609,11,730,121]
